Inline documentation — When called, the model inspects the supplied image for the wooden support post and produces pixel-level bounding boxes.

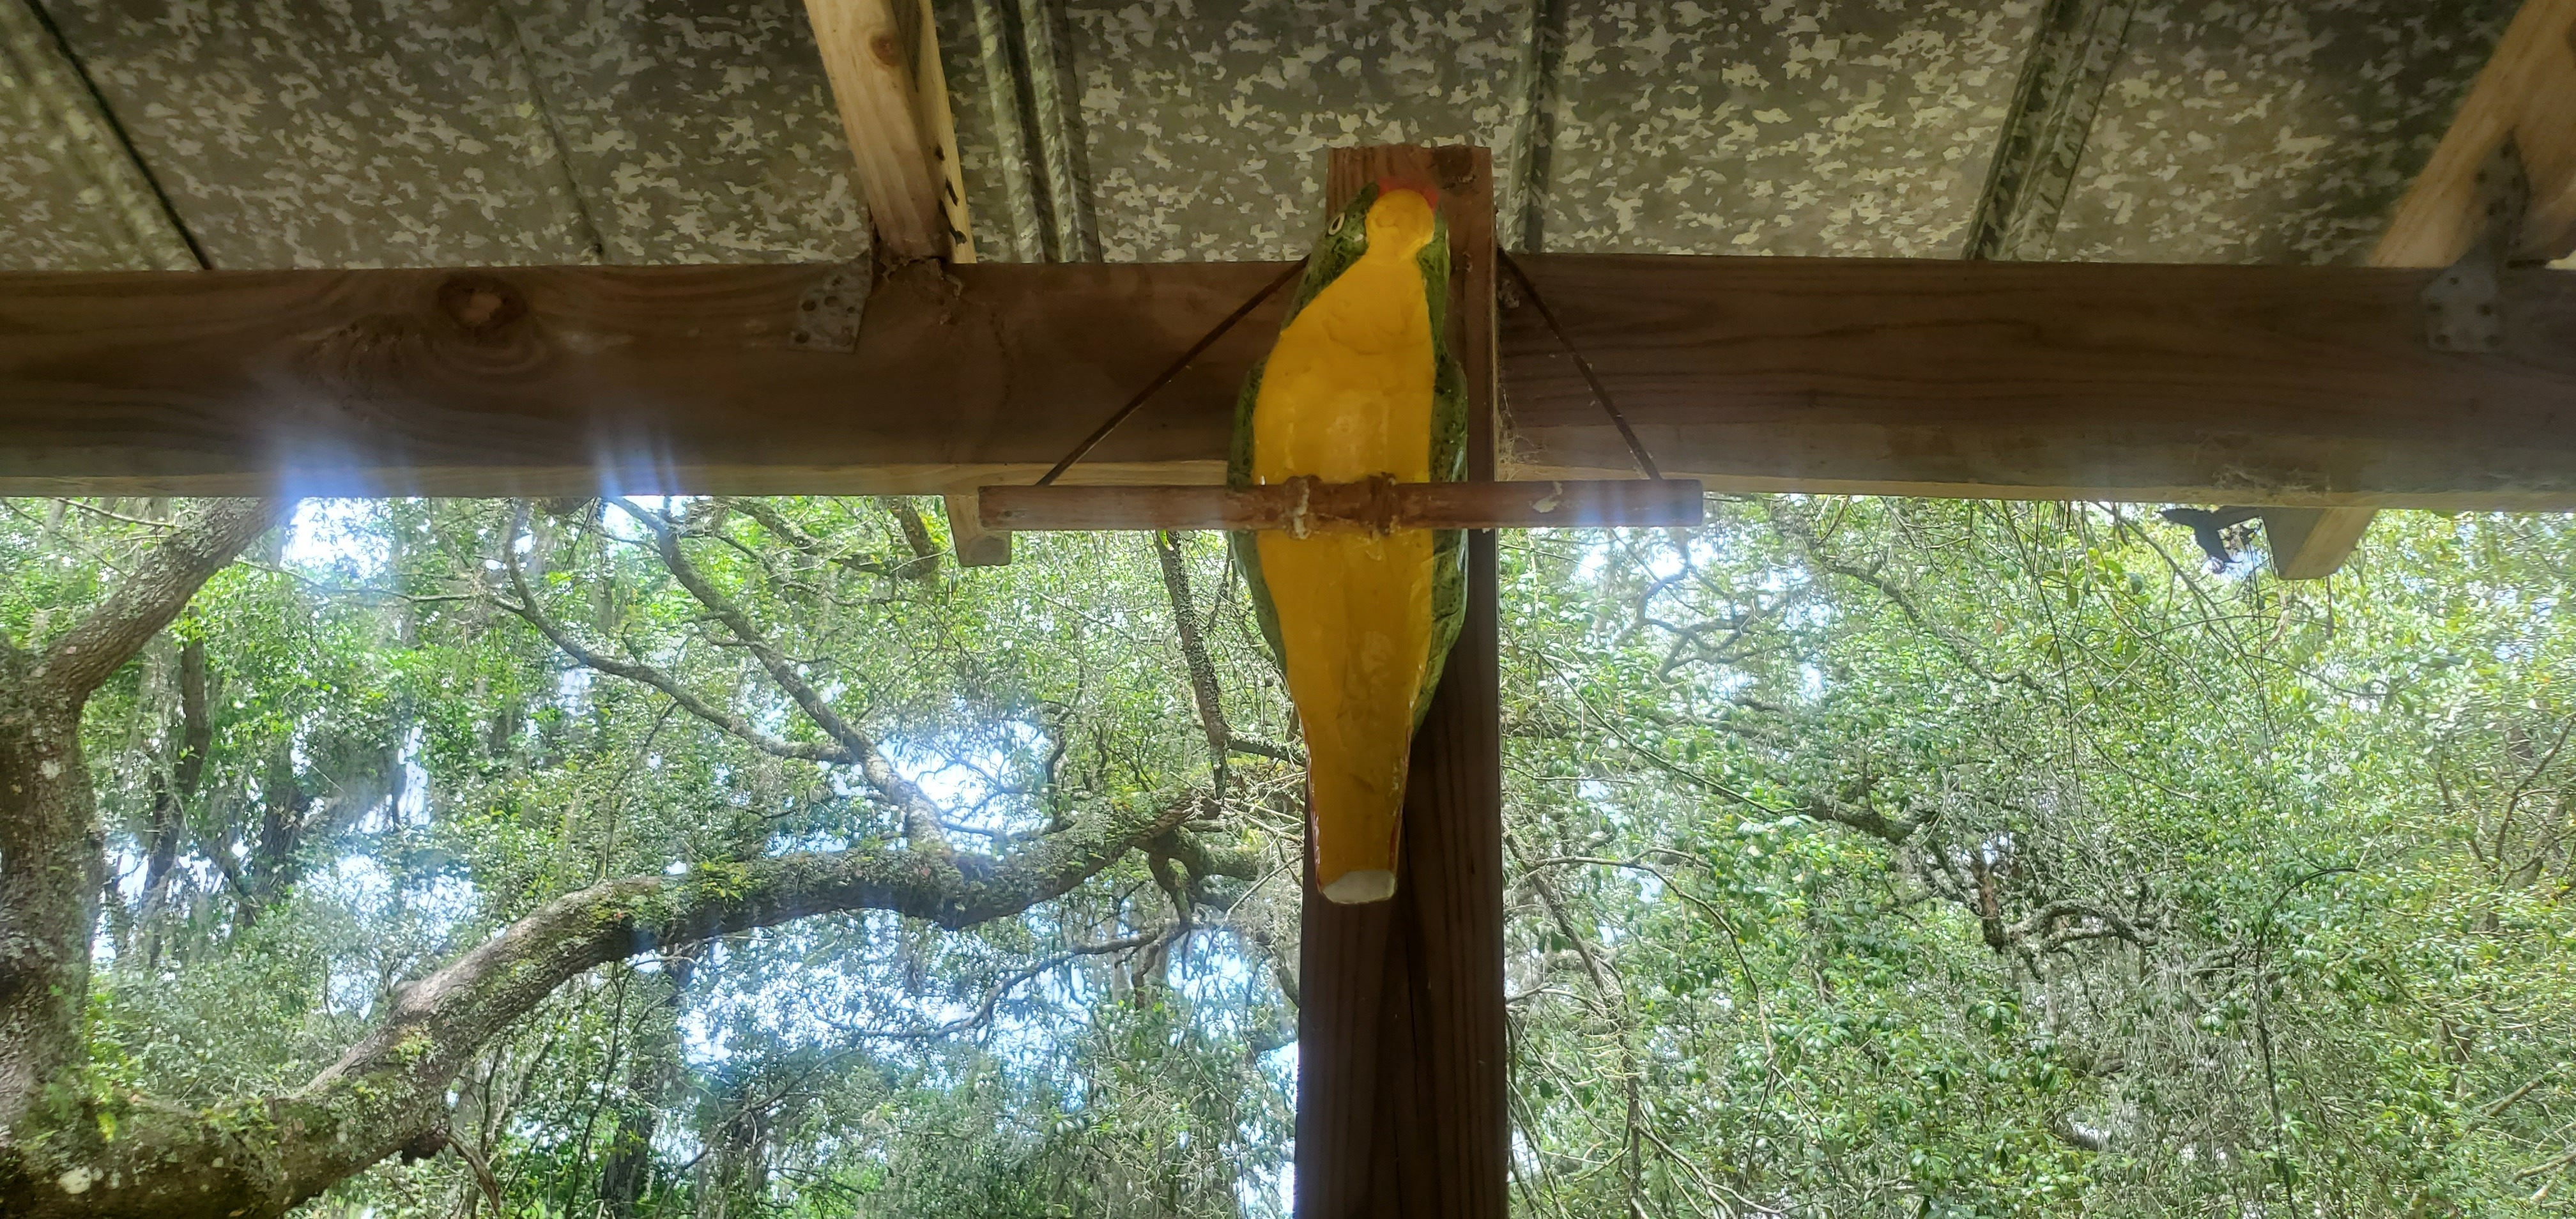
[2268,0,2576,579]
[940,488,1011,567]
[1295,144,1506,1219]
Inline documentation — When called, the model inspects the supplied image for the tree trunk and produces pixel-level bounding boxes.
[139,638,210,962]
[0,694,103,1132]
[0,496,1223,1219]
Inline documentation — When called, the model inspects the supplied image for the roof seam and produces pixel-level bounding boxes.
[9,0,207,270]
[484,6,608,264]
[1963,0,2138,263]
[1505,0,1570,254]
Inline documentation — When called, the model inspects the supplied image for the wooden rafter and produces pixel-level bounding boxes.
[2264,0,2576,579]
[2374,0,2576,269]
[801,0,970,261]
[4,257,2575,504]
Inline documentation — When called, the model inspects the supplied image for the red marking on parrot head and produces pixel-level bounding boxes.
[1375,175,1441,210]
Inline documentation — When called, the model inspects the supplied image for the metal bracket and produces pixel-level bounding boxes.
[2421,137,2530,352]
[790,260,871,352]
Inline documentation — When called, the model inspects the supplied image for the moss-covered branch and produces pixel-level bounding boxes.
[0,793,1194,1219]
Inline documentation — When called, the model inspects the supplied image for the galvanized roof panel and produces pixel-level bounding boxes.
[2051,0,2513,264]
[0,0,2524,273]
[0,0,192,270]
[1533,1,2041,257]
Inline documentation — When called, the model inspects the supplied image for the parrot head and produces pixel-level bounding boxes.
[1287,180,1446,327]
[1368,174,1439,230]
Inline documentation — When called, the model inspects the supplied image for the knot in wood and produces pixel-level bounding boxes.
[436,273,527,340]
[1433,145,1478,193]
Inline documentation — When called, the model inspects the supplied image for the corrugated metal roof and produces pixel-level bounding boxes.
[2057,0,2511,264]
[0,0,2510,273]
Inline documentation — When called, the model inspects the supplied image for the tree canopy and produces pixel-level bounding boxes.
[0,494,2568,1218]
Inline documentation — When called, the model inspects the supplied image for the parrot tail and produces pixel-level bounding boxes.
[1324,870,1397,905]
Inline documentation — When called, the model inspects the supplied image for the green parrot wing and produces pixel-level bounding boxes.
[1228,355,1290,669]
[1413,215,1469,728]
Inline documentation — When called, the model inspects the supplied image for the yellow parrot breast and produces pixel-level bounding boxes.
[1250,188,1439,905]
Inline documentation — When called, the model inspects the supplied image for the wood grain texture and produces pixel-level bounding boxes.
[2258,507,2378,580]
[0,259,1287,496]
[8,256,2576,505]
[907,0,976,263]
[802,0,949,259]
[1497,255,2576,510]
[1294,144,1507,1219]
[979,477,1702,531]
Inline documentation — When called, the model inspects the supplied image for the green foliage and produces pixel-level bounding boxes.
[1494,500,2576,1218]
[10,494,2573,1217]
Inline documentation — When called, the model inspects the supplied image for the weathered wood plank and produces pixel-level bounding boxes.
[903,0,977,263]
[2256,507,2378,581]
[2375,0,2576,269]
[939,489,1009,565]
[1294,143,1507,1219]
[5,256,2576,506]
[979,477,1703,532]
[802,0,953,259]
[0,259,1284,496]
[1498,256,2576,510]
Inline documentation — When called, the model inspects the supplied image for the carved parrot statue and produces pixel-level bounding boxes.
[1229,180,1469,905]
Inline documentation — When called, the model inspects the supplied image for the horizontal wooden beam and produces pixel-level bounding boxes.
[0,260,1275,497]
[4,256,2575,507]
[1499,256,2576,510]
[976,477,1705,532]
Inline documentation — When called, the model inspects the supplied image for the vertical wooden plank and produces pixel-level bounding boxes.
[801,0,949,259]
[1296,144,1506,1219]
[940,488,1011,567]
[908,0,977,263]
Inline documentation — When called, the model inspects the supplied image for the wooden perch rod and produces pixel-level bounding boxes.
[977,478,1705,532]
